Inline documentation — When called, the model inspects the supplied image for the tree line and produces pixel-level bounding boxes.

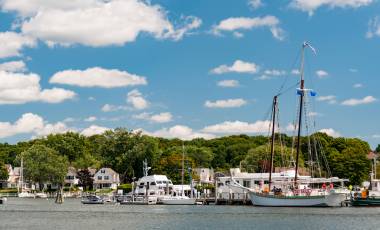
[0,128,378,187]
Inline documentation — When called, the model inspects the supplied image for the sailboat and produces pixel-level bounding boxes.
[161,144,196,205]
[18,157,35,198]
[248,42,347,207]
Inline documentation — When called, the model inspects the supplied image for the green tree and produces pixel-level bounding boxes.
[43,132,87,162]
[0,163,8,181]
[19,144,69,190]
[77,169,94,191]
[376,144,380,153]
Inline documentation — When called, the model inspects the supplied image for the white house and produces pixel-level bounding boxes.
[64,167,79,188]
[93,168,120,190]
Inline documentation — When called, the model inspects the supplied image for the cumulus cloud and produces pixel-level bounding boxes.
[202,120,270,134]
[133,112,173,123]
[205,99,247,108]
[319,128,341,138]
[0,70,76,104]
[49,67,147,88]
[101,104,128,112]
[316,70,329,78]
[353,83,363,88]
[341,96,377,106]
[248,0,263,9]
[15,0,201,47]
[0,113,71,138]
[0,60,27,72]
[210,60,259,75]
[317,95,337,104]
[81,125,110,136]
[367,16,380,38]
[0,32,36,58]
[256,69,287,80]
[217,80,240,88]
[84,116,97,122]
[212,15,285,40]
[127,89,149,110]
[290,0,374,16]
[140,125,215,140]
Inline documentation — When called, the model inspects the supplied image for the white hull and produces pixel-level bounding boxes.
[249,192,346,207]
[161,197,196,205]
[18,192,35,198]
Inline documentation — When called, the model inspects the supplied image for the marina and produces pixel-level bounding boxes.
[1,198,380,230]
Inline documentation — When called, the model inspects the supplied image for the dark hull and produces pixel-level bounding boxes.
[351,198,380,206]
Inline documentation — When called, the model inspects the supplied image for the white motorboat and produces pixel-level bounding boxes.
[35,192,48,198]
[18,192,35,198]
[0,197,7,204]
[81,195,104,204]
[161,195,196,205]
[120,195,157,205]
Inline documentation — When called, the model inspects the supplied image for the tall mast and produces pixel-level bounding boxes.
[268,96,278,191]
[182,143,185,196]
[294,42,308,185]
[19,157,23,193]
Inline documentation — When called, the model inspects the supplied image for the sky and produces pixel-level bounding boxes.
[0,0,379,149]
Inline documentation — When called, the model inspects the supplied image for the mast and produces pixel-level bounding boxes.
[182,143,185,196]
[19,157,23,194]
[294,42,308,185]
[268,96,278,192]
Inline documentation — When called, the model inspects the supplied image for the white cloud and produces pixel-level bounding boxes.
[248,0,263,9]
[233,31,244,38]
[291,69,300,75]
[133,112,173,123]
[205,99,247,108]
[210,60,259,74]
[341,96,377,106]
[256,69,287,80]
[353,83,363,88]
[127,89,149,110]
[319,128,341,138]
[101,104,128,112]
[349,68,358,73]
[317,95,337,104]
[0,60,27,72]
[88,96,96,101]
[316,70,329,78]
[140,125,215,140]
[84,116,97,122]
[212,15,285,40]
[0,113,71,138]
[290,0,374,16]
[202,120,270,134]
[50,67,147,88]
[367,16,380,38]
[81,125,110,137]
[0,70,76,104]
[372,134,380,139]
[217,80,240,88]
[0,32,36,58]
[18,0,201,47]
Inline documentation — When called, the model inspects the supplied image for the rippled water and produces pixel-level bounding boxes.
[1,198,380,230]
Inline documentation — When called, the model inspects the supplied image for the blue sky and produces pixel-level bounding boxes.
[0,0,379,149]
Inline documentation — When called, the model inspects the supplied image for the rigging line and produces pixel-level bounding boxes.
[276,46,302,96]
[275,81,301,97]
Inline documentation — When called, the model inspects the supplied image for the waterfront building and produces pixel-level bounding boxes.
[93,168,120,190]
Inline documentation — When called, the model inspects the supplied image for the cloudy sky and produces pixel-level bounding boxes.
[0,0,379,148]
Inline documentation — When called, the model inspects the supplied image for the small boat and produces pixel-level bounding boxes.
[81,195,104,204]
[18,192,35,198]
[35,192,48,198]
[120,195,157,205]
[161,195,196,205]
[0,197,6,204]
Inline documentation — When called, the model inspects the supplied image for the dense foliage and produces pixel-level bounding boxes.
[0,128,376,185]
[0,162,8,181]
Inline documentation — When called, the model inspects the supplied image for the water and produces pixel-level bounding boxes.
[1,198,380,230]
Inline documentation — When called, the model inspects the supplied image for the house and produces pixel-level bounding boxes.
[0,164,20,189]
[194,168,214,184]
[64,167,79,188]
[93,168,120,190]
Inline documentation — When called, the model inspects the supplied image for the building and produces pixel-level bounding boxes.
[0,164,20,189]
[93,168,120,190]
[194,168,214,184]
[64,167,79,188]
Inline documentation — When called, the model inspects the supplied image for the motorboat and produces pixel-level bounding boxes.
[35,192,48,198]
[81,195,104,204]
[161,195,196,205]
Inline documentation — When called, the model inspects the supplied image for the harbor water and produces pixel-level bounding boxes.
[1,198,380,230]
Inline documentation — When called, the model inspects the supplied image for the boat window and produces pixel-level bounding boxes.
[150,182,156,185]
[140,182,144,186]
[157,181,162,184]
[217,183,224,187]
[225,181,230,185]
[168,180,173,184]
[243,180,251,188]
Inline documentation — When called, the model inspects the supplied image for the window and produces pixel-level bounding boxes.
[97,176,102,180]
[225,180,230,185]
[101,169,105,174]
[243,180,251,188]
[104,176,109,180]
[150,182,156,185]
